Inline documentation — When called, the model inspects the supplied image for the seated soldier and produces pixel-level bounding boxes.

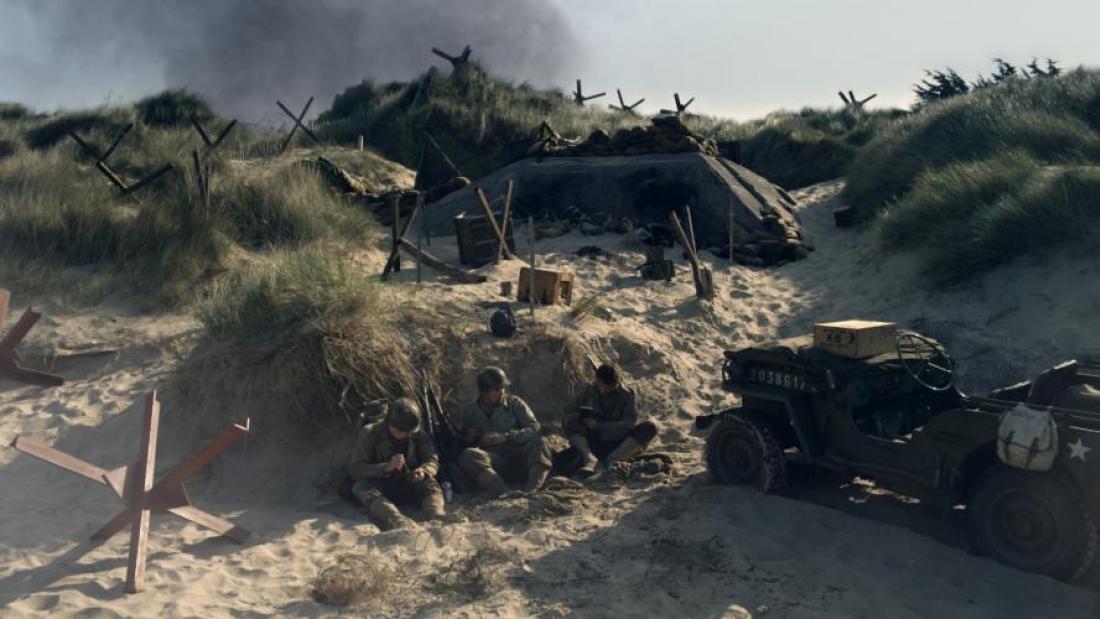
[348,397,445,530]
[564,363,658,477]
[458,366,552,496]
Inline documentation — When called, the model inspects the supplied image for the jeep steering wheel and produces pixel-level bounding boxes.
[896,332,956,392]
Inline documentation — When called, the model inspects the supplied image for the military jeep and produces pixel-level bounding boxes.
[698,329,1100,582]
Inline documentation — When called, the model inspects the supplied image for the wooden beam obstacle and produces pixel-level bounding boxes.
[10,390,250,593]
[0,289,64,387]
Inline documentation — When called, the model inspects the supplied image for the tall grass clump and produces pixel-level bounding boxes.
[846,68,1100,281]
[134,89,215,127]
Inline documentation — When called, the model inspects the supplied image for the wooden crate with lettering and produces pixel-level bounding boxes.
[454,212,515,267]
[813,320,897,359]
[517,267,574,306]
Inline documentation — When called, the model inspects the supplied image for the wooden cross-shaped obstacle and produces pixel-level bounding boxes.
[609,89,645,113]
[276,97,321,154]
[191,117,238,160]
[668,209,715,300]
[10,390,250,593]
[431,45,472,73]
[572,79,606,106]
[660,93,695,116]
[838,90,878,114]
[68,125,174,200]
[0,289,64,387]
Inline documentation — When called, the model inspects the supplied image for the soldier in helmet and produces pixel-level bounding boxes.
[348,397,445,530]
[458,366,552,496]
[564,363,658,477]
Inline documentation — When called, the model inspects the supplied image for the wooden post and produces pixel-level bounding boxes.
[390,195,401,273]
[499,180,514,260]
[685,205,698,255]
[528,217,536,317]
[415,193,424,284]
[728,202,735,266]
[125,391,161,594]
[358,135,364,151]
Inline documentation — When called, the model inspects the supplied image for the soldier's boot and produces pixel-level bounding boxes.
[605,437,645,467]
[421,490,446,522]
[366,497,416,531]
[570,434,600,477]
[477,470,509,498]
[524,463,551,493]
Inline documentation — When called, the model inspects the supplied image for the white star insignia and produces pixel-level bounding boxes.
[1067,438,1092,462]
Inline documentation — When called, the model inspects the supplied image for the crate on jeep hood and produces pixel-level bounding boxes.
[813,320,897,359]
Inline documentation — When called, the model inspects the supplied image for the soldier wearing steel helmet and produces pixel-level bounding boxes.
[348,397,445,530]
[458,366,552,496]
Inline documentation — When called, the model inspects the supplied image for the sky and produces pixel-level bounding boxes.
[1,0,1098,121]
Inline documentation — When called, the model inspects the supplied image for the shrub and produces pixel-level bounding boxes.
[23,109,133,150]
[0,103,30,120]
[135,89,215,128]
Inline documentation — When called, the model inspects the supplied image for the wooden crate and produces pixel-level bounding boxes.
[454,212,515,267]
[813,320,897,359]
[517,267,574,306]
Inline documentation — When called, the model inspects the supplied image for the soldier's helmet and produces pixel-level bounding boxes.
[386,397,421,432]
[476,366,510,392]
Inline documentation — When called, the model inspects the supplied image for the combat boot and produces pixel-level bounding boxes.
[605,437,644,466]
[366,497,416,531]
[524,463,550,493]
[477,470,509,498]
[570,435,600,478]
[421,490,446,521]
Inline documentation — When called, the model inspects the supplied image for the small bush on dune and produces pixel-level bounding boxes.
[0,103,30,121]
[23,109,134,150]
[312,553,394,607]
[134,89,215,128]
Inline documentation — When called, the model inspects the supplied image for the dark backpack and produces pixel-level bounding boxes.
[490,304,516,337]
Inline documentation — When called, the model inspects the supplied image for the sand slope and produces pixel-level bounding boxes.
[1,182,1098,617]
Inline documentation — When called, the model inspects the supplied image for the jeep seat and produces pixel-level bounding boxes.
[1027,361,1078,406]
[1053,383,1100,413]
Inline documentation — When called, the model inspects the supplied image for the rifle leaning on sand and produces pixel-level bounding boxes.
[418,375,464,486]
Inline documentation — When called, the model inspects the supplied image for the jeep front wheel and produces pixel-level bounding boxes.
[968,466,1098,581]
[705,414,787,493]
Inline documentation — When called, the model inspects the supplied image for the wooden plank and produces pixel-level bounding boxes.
[121,164,173,197]
[95,161,129,192]
[168,506,250,544]
[191,119,213,147]
[153,423,247,491]
[381,201,421,280]
[211,119,237,148]
[474,187,513,260]
[685,205,698,255]
[10,436,109,484]
[499,180,514,260]
[0,308,40,351]
[91,508,133,543]
[124,391,161,594]
[100,124,134,163]
[424,131,462,179]
[2,364,64,387]
[398,238,486,283]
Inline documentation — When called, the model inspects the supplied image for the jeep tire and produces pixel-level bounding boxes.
[968,466,1098,581]
[705,414,787,493]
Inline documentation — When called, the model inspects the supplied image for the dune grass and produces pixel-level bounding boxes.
[0,98,374,303]
[847,68,1100,282]
[315,65,895,189]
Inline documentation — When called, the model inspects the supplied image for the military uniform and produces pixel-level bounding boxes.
[349,413,444,530]
[458,393,552,494]
[564,384,658,469]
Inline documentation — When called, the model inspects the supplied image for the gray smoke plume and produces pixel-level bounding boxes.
[1,0,582,121]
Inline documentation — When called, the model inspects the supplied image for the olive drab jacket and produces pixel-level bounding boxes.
[460,394,541,445]
[565,384,638,442]
[348,421,439,480]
